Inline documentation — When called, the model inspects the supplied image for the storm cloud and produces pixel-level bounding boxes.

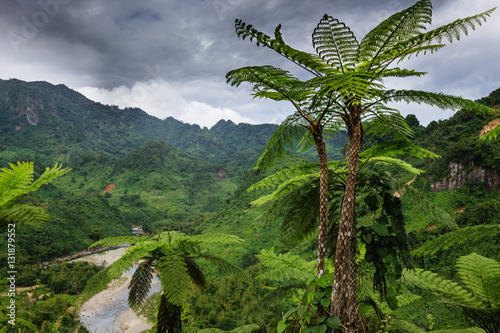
[0,0,498,127]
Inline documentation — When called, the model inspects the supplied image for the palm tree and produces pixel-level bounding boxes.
[0,161,70,226]
[82,232,247,333]
[226,1,496,329]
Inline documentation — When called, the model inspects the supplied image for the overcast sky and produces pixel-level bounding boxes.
[1,0,499,128]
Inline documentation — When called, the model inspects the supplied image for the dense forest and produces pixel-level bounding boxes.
[0,77,498,333]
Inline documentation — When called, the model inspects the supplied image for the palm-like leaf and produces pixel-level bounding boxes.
[128,257,155,312]
[0,162,70,225]
[412,225,500,256]
[313,15,359,71]
[403,254,500,333]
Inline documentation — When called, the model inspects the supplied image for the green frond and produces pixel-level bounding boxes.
[390,319,424,332]
[198,253,249,282]
[234,19,327,75]
[278,184,321,244]
[358,0,432,64]
[257,248,312,273]
[0,162,35,206]
[158,251,191,305]
[253,118,308,169]
[89,236,148,249]
[250,172,319,207]
[0,204,49,225]
[257,269,311,284]
[29,163,71,193]
[0,161,70,225]
[390,7,496,62]
[312,14,359,71]
[106,242,160,281]
[479,120,500,141]
[377,68,427,79]
[365,156,424,175]
[248,163,319,192]
[226,65,311,103]
[360,140,439,160]
[412,225,500,256]
[199,324,260,333]
[185,256,207,289]
[82,266,113,297]
[128,258,155,312]
[402,268,477,307]
[456,253,500,307]
[432,328,485,333]
[381,90,497,115]
[362,111,415,139]
[187,233,244,245]
[397,183,458,230]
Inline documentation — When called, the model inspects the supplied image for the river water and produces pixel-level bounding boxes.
[73,248,161,332]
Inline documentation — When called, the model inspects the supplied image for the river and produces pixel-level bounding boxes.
[73,247,161,333]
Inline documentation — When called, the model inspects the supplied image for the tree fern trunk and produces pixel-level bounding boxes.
[331,105,362,332]
[310,123,328,278]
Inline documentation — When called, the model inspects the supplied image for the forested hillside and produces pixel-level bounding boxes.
[0,79,499,332]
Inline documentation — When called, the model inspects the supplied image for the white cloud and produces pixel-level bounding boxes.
[77,79,255,128]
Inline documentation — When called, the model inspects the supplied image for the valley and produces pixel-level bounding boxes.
[0,79,499,332]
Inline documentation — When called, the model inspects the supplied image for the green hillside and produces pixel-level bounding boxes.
[0,78,499,332]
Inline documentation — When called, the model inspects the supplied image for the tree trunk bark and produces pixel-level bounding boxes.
[330,104,362,332]
[309,122,328,279]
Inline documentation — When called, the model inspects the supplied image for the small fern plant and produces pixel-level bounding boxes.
[82,231,247,333]
[0,161,71,226]
[402,253,500,333]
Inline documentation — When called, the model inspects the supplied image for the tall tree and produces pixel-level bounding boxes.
[226,1,496,330]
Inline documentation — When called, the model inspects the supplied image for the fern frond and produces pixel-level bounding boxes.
[257,248,311,272]
[360,140,439,160]
[89,236,147,249]
[128,258,155,312]
[234,19,327,75]
[396,182,457,230]
[29,163,71,193]
[364,156,423,175]
[0,162,34,206]
[82,266,113,297]
[0,204,49,225]
[456,253,500,307]
[198,253,249,282]
[412,225,500,256]
[380,90,497,115]
[106,242,160,281]
[250,172,319,207]
[479,120,500,141]
[389,7,496,63]
[158,251,191,305]
[359,0,432,65]
[248,163,319,192]
[312,15,359,71]
[187,233,243,245]
[252,118,308,170]
[431,328,485,333]
[362,110,415,139]
[402,268,477,307]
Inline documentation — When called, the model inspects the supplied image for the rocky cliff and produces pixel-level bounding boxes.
[431,162,500,192]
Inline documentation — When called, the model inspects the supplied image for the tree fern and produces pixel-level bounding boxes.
[412,225,500,256]
[228,2,497,326]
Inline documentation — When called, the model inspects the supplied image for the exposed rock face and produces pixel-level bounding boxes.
[431,162,500,192]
